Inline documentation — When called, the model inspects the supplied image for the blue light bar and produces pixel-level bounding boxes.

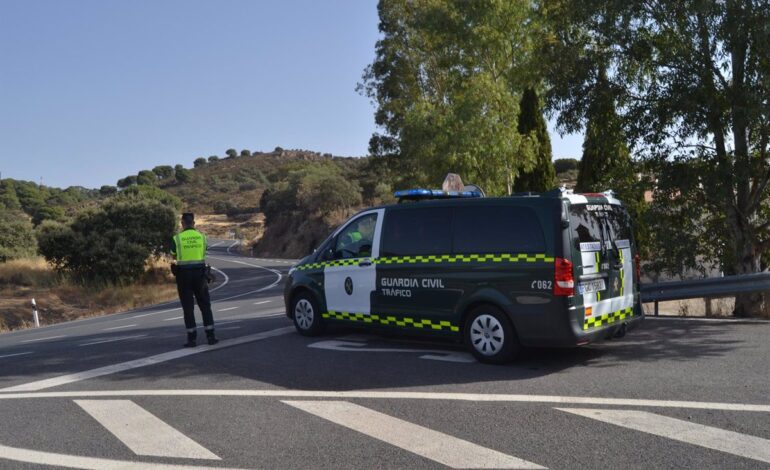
[394,188,482,199]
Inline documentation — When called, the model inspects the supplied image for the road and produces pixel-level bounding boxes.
[0,241,768,469]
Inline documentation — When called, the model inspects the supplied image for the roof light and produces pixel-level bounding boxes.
[394,188,483,200]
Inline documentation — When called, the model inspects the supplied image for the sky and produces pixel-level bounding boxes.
[0,0,583,189]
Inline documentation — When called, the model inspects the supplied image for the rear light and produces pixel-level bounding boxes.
[634,254,641,279]
[554,257,574,296]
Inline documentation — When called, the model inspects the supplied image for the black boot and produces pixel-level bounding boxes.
[183,332,197,348]
[206,330,218,345]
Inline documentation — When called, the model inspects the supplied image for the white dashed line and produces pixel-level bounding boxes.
[162,316,184,322]
[19,336,65,344]
[78,335,149,347]
[103,324,137,331]
[0,352,33,359]
[254,300,272,305]
[218,307,239,312]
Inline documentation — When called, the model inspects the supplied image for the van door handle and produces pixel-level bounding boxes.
[359,260,373,267]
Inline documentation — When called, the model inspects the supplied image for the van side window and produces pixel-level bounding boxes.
[381,207,452,256]
[453,206,546,254]
[333,213,378,259]
[569,205,604,244]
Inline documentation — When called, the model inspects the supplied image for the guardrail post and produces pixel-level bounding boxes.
[654,300,659,316]
[31,298,40,327]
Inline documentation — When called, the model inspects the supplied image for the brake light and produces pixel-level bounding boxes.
[554,257,574,296]
[634,254,641,279]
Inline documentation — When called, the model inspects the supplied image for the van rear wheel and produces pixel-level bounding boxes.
[464,305,519,364]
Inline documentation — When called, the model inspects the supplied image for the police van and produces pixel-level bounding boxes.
[283,187,643,363]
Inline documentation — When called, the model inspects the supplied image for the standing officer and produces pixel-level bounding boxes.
[171,212,218,347]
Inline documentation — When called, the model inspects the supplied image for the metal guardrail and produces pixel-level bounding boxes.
[640,272,770,315]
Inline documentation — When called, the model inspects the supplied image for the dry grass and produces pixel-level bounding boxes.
[0,257,178,332]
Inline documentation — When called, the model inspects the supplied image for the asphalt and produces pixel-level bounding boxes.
[0,241,768,469]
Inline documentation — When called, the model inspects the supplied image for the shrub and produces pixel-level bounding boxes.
[193,157,207,168]
[0,211,37,261]
[175,168,192,183]
[554,158,580,174]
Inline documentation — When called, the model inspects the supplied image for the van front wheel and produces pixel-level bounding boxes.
[291,292,325,336]
[464,306,519,364]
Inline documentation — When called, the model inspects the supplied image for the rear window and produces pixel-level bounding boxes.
[453,206,545,254]
[381,207,452,256]
[570,204,633,247]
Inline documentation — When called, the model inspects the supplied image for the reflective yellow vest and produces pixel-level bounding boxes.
[173,229,207,265]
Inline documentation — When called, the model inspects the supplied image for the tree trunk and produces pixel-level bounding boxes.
[731,232,765,317]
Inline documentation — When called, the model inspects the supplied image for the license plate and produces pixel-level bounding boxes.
[578,279,606,294]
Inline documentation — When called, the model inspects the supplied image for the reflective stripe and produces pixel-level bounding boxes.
[296,253,553,271]
[322,311,460,333]
[583,307,633,330]
[174,230,206,263]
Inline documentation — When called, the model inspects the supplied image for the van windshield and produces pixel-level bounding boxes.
[570,204,632,248]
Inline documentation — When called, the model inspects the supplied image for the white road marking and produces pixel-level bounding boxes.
[207,240,224,248]
[558,408,770,464]
[20,336,65,344]
[162,316,184,322]
[103,324,136,331]
[219,326,241,331]
[0,326,294,392]
[283,400,544,469]
[130,307,180,319]
[75,399,220,460]
[0,352,33,359]
[226,240,239,254]
[254,300,272,305]
[218,307,239,312]
[207,256,282,296]
[308,339,475,363]
[2,390,769,413]
[0,442,242,470]
[78,335,148,347]
[216,320,242,326]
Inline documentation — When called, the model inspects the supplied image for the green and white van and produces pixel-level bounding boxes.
[284,187,643,363]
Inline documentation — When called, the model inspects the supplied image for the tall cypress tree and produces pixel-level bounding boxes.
[576,73,632,193]
[513,88,555,193]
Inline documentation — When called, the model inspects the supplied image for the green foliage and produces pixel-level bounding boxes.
[0,210,37,261]
[208,156,220,163]
[174,164,184,172]
[32,205,66,226]
[152,165,175,180]
[240,149,252,157]
[136,170,157,186]
[554,158,579,174]
[360,0,542,195]
[0,180,21,211]
[225,148,238,159]
[116,185,182,210]
[193,157,207,168]
[37,197,176,284]
[175,168,192,183]
[100,185,118,196]
[117,176,137,188]
[513,89,556,192]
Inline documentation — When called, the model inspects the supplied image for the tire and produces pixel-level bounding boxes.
[464,305,519,364]
[291,291,325,336]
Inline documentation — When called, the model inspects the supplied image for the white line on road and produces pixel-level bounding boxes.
[308,339,474,363]
[216,320,242,326]
[254,300,272,305]
[0,352,33,359]
[226,239,239,254]
[219,326,241,331]
[558,408,770,464]
[2,390,769,413]
[19,336,65,344]
[0,326,294,392]
[103,324,136,331]
[130,308,180,319]
[218,307,239,312]
[75,399,220,460]
[283,400,544,469]
[0,443,241,470]
[162,316,184,322]
[78,335,149,347]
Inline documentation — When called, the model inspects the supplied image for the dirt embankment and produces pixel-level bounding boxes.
[0,258,178,331]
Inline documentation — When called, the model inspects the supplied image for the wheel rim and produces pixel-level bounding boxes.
[294,299,314,330]
[469,314,504,356]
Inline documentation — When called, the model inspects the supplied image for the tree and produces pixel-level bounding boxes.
[152,165,175,180]
[117,175,137,188]
[136,170,157,186]
[32,205,65,226]
[193,157,207,168]
[37,198,176,284]
[99,185,117,196]
[0,210,36,261]
[240,149,252,157]
[554,158,579,174]
[175,168,192,183]
[360,0,540,195]
[174,164,185,172]
[513,88,556,192]
[225,148,238,159]
[208,156,220,163]
[0,180,21,211]
[117,185,183,210]
[543,0,770,316]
